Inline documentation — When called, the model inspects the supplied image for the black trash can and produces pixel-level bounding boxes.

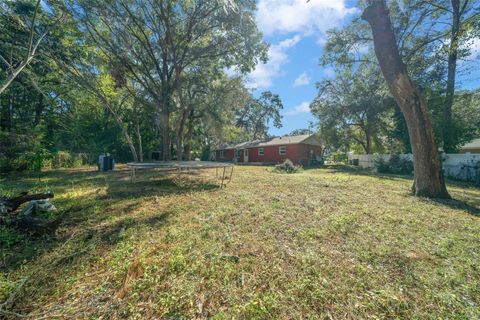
[151,151,161,161]
[98,154,115,171]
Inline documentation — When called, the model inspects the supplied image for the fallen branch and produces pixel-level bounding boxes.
[1,192,58,233]
[0,277,29,318]
[1,192,54,214]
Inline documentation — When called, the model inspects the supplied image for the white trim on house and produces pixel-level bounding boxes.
[258,148,264,156]
[219,150,225,159]
[279,146,286,155]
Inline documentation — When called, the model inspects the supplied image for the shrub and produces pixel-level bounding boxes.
[274,159,301,173]
[374,157,389,173]
[375,154,413,175]
[73,153,89,167]
[53,151,90,168]
[15,147,52,172]
[328,152,348,164]
[0,225,23,249]
[52,151,73,168]
[0,155,13,172]
[0,151,91,173]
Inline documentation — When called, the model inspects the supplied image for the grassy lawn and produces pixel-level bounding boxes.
[1,165,480,319]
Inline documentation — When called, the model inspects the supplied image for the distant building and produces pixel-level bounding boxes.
[459,138,480,154]
[215,134,323,165]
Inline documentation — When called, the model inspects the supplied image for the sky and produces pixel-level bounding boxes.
[247,0,480,137]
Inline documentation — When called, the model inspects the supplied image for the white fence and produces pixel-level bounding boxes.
[348,153,480,183]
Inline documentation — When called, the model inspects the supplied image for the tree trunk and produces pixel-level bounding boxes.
[7,90,13,131]
[353,136,369,155]
[184,109,195,161]
[159,48,172,162]
[0,0,44,95]
[135,122,143,162]
[176,102,193,161]
[176,112,186,161]
[174,66,187,161]
[160,107,170,161]
[362,0,450,198]
[0,57,32,95]
[159,66,172,161]
[33,93,44,127]
[365,127,372,155]
[1,91,13,131]
[185,141,191,161]
[175,97,187,161]
[122,125,139,163]
[0,37,46,95]
[443,0,460,153]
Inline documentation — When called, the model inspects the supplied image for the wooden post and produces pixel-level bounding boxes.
[221,166,226,188]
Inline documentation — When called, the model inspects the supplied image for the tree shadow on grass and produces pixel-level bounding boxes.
[308,164,414,182]
[0,167,113,200]
[101,176,221,201]
[309,165,480,216]
[314,164,480,189]
[78,209,172,246]
[425,198,480,217]
[2,165,224,198]
[2,210,174,318]
[2,207,173,272]
[1,167,220,274]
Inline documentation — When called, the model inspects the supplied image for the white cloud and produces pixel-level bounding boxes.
[454,37,480,72]
[323,67,336,79]
[277,35,302,49]
[248,1,357,89]
[223,67,238,78]
[247,35,302,89]
[285,101,311,116]
[466,37,480,60]
[293,72,310,87]
[256,0,358,41]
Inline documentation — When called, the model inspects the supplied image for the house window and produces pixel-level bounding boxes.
[258,148,264,156]
[220,150,225,159]
[235,149,241,158]
[279,146,286,155]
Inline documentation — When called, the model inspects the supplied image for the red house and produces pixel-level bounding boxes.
[215,134,323,165]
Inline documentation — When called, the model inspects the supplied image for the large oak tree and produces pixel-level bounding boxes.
[362,0,450,198]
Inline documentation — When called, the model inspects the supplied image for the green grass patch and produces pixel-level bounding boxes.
[0,165,479,319]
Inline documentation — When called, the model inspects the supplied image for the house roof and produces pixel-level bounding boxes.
[217,134,321,150]
[257,134,314,147]
[460,138,480,150]
[217,140,260,150]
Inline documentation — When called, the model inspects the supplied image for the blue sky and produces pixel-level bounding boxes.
[253,33,331,136]
[248,0,480,136]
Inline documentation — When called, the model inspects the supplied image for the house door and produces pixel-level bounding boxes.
[244,149,249,163]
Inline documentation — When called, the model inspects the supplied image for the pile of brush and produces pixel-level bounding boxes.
[0,191,60,233]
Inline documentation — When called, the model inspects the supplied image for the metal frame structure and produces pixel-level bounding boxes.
[126,161,234,188]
